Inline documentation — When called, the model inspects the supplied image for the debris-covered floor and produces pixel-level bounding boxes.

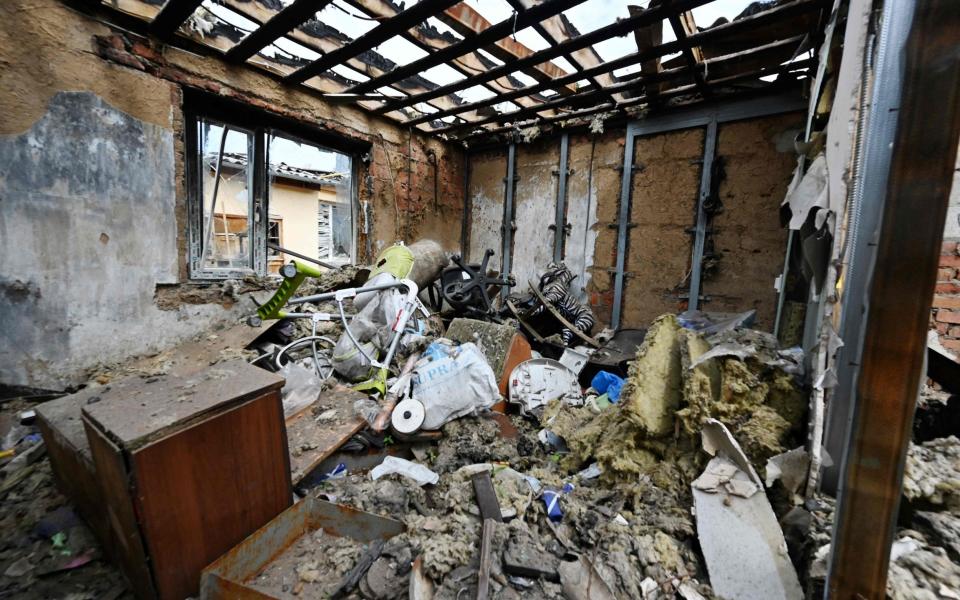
[5,254,960,599]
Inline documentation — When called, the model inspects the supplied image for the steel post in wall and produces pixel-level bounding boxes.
[688,118,718,312]
[611,126,638,330]
[553,132,571,263]
[501,142,518,299]
[461,151,471,258]
[827,0,960,595]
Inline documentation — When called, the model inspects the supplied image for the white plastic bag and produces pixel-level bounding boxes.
[412,341,500,430]
[370,456,439,486]
[279,361,321,418]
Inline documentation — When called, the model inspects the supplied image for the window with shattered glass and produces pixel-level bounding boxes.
[187,115,355,279]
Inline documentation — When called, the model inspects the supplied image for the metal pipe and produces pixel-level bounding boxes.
[287,281,408,305]
[268,242,339,270]
[772,229,795,340]
[337,299,377,366]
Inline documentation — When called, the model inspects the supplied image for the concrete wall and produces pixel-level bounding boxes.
[0,0,465,389]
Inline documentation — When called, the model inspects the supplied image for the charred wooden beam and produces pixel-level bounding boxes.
[441,41,807,135]
[452,58,814,139]
[667,13,709,96]
[403,0,817,127]
[216,0,477,122]
[150,0,204,38]
[287,0,462,84]
[341,0,557,111]
[374,0,721,113]
[226,0,336,62]
[344,0,588,96]
[437,2,572,87]
[505,0,618,101]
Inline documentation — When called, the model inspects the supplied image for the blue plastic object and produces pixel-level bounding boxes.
[590,371,625,403]
[541,483,576,522]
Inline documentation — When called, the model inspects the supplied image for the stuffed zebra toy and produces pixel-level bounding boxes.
[530,262,596,345]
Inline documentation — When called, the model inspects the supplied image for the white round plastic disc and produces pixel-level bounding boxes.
[391,399,425,434]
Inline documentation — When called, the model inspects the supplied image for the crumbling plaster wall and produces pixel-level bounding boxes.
[465,114,797,332]
[0,0,465,389]
[707,113,802,330]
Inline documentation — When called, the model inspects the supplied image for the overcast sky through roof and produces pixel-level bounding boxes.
[202,0,761,166]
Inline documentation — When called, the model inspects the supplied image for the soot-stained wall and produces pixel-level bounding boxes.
[0,0,465,389]
[707,113,802,329]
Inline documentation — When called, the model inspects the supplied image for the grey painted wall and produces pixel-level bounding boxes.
[0,92,241,389]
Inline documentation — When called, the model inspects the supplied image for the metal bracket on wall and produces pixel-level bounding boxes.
[553,133,571,262]
[501,142,518,299]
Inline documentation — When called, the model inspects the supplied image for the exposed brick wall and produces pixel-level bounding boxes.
[929,150,960,357]
[932,241,960,356]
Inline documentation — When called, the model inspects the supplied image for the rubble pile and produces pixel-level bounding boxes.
[264,311,810,599]
[804,414,960,598]
[12,237,907,600]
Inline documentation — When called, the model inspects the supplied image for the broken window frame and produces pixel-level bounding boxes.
[185,102,360,280]
[266,128,357,268]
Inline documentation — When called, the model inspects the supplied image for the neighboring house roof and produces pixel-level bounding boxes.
[206,152,347,187]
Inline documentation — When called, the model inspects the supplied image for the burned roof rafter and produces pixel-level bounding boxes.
[371,0,718,115]
[285,0,463,84]
[209,0,477,123]
[343,0,588,96]
[111,0,826,139]
[339,0,556,114]
[459,58,816,140]
[150,0,205,38]
[440,36,811,136]
[226,0,337,62]
[403,0,823,128]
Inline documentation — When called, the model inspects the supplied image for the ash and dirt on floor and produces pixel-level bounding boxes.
[3,307,960,598]
[231,313,813,599]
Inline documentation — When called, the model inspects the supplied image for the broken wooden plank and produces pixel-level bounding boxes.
[506,0,618,99]
[403,0,823,125]
[471,471,504,522]
[476,519,496,600]
[150,0,204,38]
[343,0,556,110]
[218,0,484,122]
[349,0,587,97]
[331,539,385,599]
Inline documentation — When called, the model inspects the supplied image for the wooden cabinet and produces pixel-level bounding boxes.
[81,359,291,600]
